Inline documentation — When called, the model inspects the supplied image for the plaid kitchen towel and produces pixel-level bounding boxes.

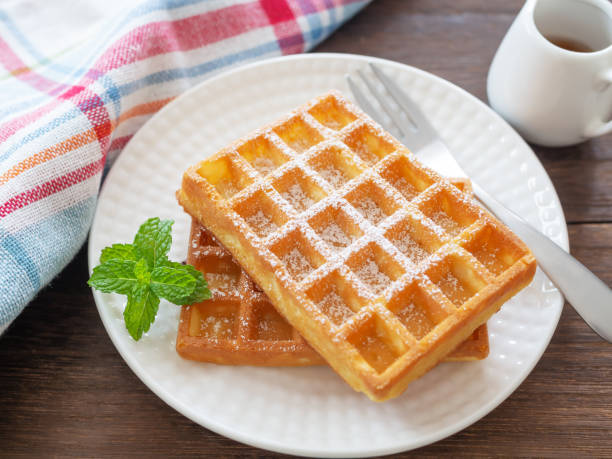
[0,0,370,333]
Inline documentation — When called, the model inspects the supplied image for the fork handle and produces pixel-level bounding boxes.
[472,183,612,343]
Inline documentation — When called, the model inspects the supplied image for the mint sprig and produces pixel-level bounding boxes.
[88,217,211,340]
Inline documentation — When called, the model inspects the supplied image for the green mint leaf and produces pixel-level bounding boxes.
[133,217,173,270]
[133,258,151,283]
[100,243,136,263]
[88,259,137,294]
[89,217,212,341]
[163,261,211,304]
[159,260,183,269]
[182,265,211,304]
[150,266,196,304]
[123,283,160,341]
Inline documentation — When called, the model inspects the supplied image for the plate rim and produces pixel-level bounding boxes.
[88,52,567,457]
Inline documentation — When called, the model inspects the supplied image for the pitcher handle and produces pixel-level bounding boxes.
[584,69,612,137]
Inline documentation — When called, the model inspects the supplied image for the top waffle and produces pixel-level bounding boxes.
[177,91,536,401]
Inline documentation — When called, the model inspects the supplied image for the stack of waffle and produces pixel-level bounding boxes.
[176,92,536,401]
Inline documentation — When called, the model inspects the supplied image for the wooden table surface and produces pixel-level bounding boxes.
[2,1,611,456]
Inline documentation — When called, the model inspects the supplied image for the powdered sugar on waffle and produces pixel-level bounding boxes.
[318,165,347,188]
[354,259,391,295]
[281,183,315,212]
[282,247,313,281]
[388,175,419,200]
[318,288,354,325]
[246,210,277,235]
[200,316,233,340]
[438,271,470,305]
[353,196,386,224]
[320,222,352,251]
[252,156,277,176]
[430,211,462,237]
[206,273,239,293]
[390,230,429,265]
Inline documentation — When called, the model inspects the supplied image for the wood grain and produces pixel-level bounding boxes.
[1,0,611,456]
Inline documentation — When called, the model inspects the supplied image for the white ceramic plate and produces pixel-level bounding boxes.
[89,54,567,457]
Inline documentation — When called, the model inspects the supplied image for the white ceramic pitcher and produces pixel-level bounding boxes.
[487,0,612,147]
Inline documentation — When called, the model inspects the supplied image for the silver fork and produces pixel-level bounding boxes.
[347,63,612,343]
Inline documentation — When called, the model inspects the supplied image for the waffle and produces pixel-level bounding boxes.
[177,176,489,366]
[177,91,536,401]
[176,218,320,366]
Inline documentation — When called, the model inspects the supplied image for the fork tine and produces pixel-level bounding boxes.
[356,69,413,139]
[369,62,437,138]
[345,74,387,128]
